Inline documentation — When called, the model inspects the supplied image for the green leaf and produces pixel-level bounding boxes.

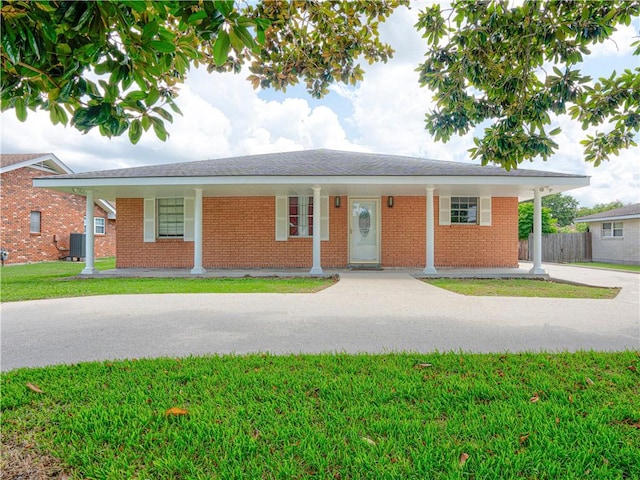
[549,127,562,135]
[151,117,168,141]
[149,40,176,53]
[232,25,254,49]
[188,10,209,24]
[146,88,160,107]
[14,98,27,122]
[214,0,234,17]
[213,30,230,66]
[126,91,148,102]
[128,119,142,144]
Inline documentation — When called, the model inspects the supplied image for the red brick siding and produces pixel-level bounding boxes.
[0,167,116,264]
[116,195,518,268]
[435,197,519,268]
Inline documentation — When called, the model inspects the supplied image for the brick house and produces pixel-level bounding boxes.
[33,149,588,274]
[0,153,116,265]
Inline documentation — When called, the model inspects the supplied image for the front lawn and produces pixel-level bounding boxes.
[0,259,335,302]
[424,278,620,299]
[2,352,638,479]
[572,262,640,273]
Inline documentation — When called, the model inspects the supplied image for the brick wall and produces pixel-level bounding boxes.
[116,196,349,268]
[116,195,518,269]
[0,167,116,264]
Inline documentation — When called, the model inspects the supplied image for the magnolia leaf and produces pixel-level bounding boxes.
[26,382,44,393]
[213,30,230,66]
[459,452,469,466]
[530,394,540,403]
[414,363,433,369]
[361,436,376,446]
[165,407,188,416]
[628,365,638,372]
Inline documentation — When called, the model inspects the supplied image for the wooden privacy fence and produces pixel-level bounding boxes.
[518,232,592,263]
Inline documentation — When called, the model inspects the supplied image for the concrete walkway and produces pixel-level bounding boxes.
[1,264,638,371]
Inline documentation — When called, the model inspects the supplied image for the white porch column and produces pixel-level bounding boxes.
[81,190,98,275]
[423,187,437,274]
[310,186,323,274]
[529,187,546,274]
[191,188,206,275]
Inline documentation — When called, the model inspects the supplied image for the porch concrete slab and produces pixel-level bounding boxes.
[1,265,638,371]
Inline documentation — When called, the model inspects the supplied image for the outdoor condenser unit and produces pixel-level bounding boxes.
[69,233,86,259]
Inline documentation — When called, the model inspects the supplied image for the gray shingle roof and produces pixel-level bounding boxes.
[46,149,586,180]
[0,153,51,169]
[575,203,640,221]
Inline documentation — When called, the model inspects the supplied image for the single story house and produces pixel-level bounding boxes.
[575,203,640,266]
[33,149,589,275]
[0,153,116,265]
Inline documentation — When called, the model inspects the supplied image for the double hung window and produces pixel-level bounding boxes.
[602,222,623,238]
[289,196,314,237]
[450,197,478,224]
[157,198,184,238]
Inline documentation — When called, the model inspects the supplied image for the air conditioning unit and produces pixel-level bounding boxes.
[69,233,86,260]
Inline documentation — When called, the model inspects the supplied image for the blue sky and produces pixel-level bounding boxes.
[1,2,638,207]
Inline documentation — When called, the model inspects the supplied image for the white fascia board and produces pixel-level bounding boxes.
[96,199,116,218]
[575,214,640,223]
[1,153,72,175]
[34,174,590,189]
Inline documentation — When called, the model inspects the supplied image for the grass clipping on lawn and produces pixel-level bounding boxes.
[2,352,639,479]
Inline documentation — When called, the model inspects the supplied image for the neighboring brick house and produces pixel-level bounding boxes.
[575,203,640,266]
[0,153,116,265]
[34,149,588,274]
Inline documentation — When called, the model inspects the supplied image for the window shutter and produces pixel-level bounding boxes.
[275,196,288,241]
[439,196,451,226]
[143,198,155,242]
[321,196,329,240]
[183,197,195,241]
[479,197,492,226]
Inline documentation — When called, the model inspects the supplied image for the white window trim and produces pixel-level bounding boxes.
[602,221,623,239]
[30,211,41,234]
[275,195,329,241]
[83,216,107,235]
[439,196,491,226]
[144,197,193,242]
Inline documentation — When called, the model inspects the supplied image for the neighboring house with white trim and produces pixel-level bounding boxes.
[33,149,588,275]
[575,203,640,266]
[0,153,116,264]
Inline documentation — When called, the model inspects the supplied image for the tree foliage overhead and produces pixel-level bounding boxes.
[1,0,405,143]
[416,0,640,170]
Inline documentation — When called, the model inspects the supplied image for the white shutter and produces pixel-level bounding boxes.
[275,196,288,241]
[439,196,451,226]
[143,198,156,242]
[321,196,329,241]
[479,197,492,226]
[183,197,195,241]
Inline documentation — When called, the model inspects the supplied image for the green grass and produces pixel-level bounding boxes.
[572,262,640,273]
[0,259,335,302]
[2,352,638,479]
[425,278,620,299]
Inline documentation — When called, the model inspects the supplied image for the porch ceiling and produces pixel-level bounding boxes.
[33,175,589,202]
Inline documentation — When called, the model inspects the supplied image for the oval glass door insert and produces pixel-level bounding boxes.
[359,208,370,237]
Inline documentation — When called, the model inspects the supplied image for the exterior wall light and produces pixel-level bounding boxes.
[334,196,341,208]
[387,196,394,208]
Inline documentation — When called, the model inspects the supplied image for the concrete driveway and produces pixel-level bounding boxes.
[1,264,638,371]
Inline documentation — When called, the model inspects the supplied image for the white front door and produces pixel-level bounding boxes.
[349,198,380,264]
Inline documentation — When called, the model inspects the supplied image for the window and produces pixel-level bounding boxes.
[157,198,184,238]
[602,222,623,238]
[30,211,41,233]
[289,196,314,237]
[83,217,107,235]
[450,197,478,224]
[94,218,106,235]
